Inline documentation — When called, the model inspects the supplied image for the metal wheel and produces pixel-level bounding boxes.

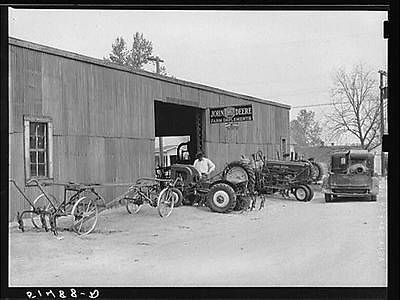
[224,166,249,184]
[223,161,256,193]
[70,196,98,235]
[126,190,143,214]
[157,187,175,218]
[31,193,56,229]
[294,185,310,201]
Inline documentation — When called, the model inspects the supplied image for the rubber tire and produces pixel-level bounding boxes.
[325,193,332,202]
[315,162,325,181]
[304,185,314,201]
[207,183,237,213]
[171,188,183,207]
[294,185,310,202]
[223,161,256,192]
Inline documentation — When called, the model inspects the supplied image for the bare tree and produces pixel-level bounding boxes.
[326,63,381,151]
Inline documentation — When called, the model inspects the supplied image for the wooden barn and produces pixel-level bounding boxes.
[8,37,290,220]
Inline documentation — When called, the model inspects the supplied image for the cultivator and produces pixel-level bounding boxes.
[9,177,181,236]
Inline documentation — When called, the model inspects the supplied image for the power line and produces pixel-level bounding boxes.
[292,98,383,109]
[292,103,332,108]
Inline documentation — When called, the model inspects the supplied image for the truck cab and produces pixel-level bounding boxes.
[322,150,379,202]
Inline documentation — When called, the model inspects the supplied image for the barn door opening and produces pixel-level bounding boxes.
[154,101,205,167]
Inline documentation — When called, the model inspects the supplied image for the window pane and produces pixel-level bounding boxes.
[30,163,37,177]
[37,137,45,149]
[37,123,45,136]
[38,151,45,163]
[30,136,36,149]
[29,123,37,135]
[30,152,37,164]
[38,164,45,176]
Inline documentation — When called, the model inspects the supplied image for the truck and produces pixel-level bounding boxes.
[322,150,379,202]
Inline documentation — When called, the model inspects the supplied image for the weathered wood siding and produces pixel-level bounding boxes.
[8,39,289,220]
[9,45,154,219]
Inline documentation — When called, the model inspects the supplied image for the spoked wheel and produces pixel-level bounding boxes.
[71,196,98,235]
[126,190,143,214]
[31,193,57,229]
[157,188,175,218]
[294,185,310,202]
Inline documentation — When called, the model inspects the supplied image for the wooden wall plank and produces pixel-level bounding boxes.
[180,86,200,107]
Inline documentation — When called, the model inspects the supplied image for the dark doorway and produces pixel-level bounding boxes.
[154,101,205,164]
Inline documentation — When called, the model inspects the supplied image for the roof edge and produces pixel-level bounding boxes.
[9,37,291,110]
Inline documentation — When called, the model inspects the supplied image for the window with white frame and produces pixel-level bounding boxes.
[24,116,53,180]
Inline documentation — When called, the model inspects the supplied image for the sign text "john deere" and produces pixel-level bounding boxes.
[209,104,253,124]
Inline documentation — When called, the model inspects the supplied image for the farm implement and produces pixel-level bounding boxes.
[9,177,181,236]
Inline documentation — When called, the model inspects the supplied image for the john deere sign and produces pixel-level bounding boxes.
[210,104,253,124]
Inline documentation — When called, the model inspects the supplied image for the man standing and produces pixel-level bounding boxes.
[193,151,215,179]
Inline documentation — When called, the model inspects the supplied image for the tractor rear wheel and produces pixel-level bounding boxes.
[310,162,325,181]
[223,161,256,193]
[207,183,237,213]
[304,185,314,201]
[294,185,310,201]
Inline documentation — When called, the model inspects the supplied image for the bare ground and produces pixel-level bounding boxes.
[9,180,386,287]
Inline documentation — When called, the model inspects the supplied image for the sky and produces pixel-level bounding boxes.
[8,9,388,144]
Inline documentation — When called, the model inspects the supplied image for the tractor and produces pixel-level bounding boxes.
[170,164,245,213]
[222,150,317,202]
[156,141,251,213]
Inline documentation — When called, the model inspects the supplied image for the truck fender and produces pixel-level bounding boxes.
[210,180,237,191]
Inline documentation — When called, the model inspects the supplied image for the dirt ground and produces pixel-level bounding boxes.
[9,179,386,287]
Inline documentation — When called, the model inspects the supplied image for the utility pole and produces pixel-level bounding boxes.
[149,56,165,167]
[148,56,164,75]
[378,70,387,176]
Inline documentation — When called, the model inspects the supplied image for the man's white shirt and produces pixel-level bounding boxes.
[193,158,216,175]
